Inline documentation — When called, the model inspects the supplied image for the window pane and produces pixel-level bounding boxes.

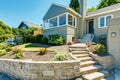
[49,17,57,27]
[68,14,72,26]
[44,21,49,28]
[100,17,105,27]
[73,17,75,27]
[106,16,112,26]
[59,14,66,25]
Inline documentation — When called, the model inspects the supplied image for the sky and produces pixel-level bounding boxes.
[0,0,100,28]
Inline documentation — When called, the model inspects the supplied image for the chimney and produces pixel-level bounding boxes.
[80,0,86,17]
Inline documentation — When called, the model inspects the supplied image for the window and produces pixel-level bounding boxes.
[99,15,112,28]
[100,17,105,28]
[59,14,66,26]
[44,20,49,29]
[68,14,76,27]
[106,15,112,26]
[49,17,57,27]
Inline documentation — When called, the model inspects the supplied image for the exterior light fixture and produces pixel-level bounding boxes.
[111,32,116,37]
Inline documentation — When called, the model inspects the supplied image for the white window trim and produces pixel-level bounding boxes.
[98,14,113,28]
[67,13,76,28]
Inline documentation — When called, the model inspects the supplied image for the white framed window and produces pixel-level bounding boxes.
[49,17,57,27]
[59,14,66,26]
[68,14,76,27]
[99,14,113,28]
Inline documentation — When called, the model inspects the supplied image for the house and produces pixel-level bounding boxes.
[43,0,120,43]
[18,21,43,35]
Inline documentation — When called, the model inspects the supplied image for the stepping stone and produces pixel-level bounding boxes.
[82,70,109,80]
[80,65,102,75]
[80,61,96,67]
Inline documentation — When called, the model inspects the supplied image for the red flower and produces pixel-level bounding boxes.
[67,42,72,45]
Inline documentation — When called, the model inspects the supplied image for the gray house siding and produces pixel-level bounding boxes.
[43,4,67,20]
[43,26,67,41]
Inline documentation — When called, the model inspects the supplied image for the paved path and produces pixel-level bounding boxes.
[0,72,16,80]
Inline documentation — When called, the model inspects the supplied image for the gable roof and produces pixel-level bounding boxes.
[43,3,81,20]
[86,3,120,18]
[18,21,41,28]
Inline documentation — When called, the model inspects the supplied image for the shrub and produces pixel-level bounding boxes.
[12,47,22,54]
[0,50,9,56]
[99,34,107,46]
[41,37,48,44]
[94,44,106,54]
[52,52,69,61]
[0,44,3,50]
[39,48,47,55]
[15,52,25,59]
[67,42,72,45]
[48,34,64,45]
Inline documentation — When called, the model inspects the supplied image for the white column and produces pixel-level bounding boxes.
[66,12,68,25]
[57,16,59,27]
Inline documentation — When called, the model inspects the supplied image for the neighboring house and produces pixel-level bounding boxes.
[43,0,120,43]
[18,21,43,35]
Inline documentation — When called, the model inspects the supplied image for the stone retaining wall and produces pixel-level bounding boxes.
[89,52,114,71]
[0,59,80,80]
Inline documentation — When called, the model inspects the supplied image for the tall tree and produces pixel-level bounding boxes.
[87,6,97,12]
[69,0,80,13]
[0,21,13,42]
[97,0,120,9]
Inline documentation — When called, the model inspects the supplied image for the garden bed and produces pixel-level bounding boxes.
[0,51,56,61]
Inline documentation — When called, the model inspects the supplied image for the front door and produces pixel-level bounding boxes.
[89,21,94,34]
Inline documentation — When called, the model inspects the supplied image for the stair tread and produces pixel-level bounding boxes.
[74,54,89,57]
[81,61,96,66]
[69,43,87,48]
[72,51,88,54]
[82,70,108,80]
[80,65,102,72]
[78,57,93,60]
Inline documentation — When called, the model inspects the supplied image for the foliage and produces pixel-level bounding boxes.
[15,52,25,59]
[0,50,9,56]
[39,48,47,55]
[48,34,64,45]
[99,34,107,46]
[41,37,48,44]
[87,6,97,12]
[12,47,22,54]
[2,45,12,52]
[52,52,69,61]
[0,21,13,42]
[94,44,106,54]
[97,0,120,9]
[69,0,80,13]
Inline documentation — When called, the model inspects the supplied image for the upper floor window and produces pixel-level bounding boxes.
[68,14,76,27]
[49,17,57,27]
[59,14,66,26]
[99,15,113,28]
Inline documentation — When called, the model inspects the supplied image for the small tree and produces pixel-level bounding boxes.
[87,6,97,12]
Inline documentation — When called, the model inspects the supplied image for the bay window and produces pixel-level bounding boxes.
[44,13,76,29]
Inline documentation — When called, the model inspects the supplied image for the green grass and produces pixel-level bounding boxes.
[25,44,41,48]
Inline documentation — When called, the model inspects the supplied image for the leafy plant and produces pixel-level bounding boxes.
[94,44,106,55]
[39,48,47,55]
[12,47,22,54]
[48,34,64,45]
[99,34,107,46]
[15,52,25,59]
[52,52,69,61]
[41,37,48,44]
[0,50,9,56]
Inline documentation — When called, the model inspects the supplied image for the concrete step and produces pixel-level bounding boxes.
[78,57,93,62]
[69,47,87,51]
[80,65,102,75]
[82,70,109,80]
[80,61,96,67]
[72,51,88,54]
[74,54,89,58]
[69,44,87,48]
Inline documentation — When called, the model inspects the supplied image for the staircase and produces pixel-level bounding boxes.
[78,34,94,43]
[69,44,109,80]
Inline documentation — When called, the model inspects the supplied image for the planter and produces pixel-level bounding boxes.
[89,52,114,71]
